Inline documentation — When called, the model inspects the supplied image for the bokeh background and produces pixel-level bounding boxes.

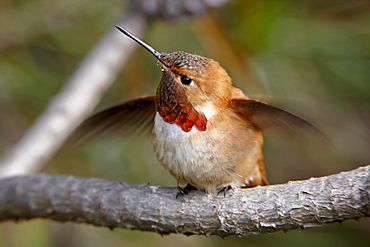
[0,0,369,246]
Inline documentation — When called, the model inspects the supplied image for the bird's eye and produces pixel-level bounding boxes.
[180,75,193,86]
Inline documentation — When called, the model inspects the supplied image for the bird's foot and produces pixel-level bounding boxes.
[217,185,234,197]
[176,184,197,199]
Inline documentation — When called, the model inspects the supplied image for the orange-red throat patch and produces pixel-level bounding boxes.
[158,101,207,132]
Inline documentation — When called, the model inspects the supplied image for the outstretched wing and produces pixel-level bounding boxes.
[69,96,156,145]
[230,99,326,140]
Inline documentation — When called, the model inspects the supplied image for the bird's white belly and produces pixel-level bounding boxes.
[152,113,215,175]
[152,112,258,192]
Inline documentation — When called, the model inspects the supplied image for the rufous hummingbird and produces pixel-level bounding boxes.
[73,26,321,196]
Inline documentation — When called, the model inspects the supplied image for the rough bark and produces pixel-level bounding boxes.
[0,165,368,237]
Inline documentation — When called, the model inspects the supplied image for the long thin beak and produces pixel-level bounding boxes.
[115,25,170,68]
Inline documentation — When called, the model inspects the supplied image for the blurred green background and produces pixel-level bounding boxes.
[0,0,369,246]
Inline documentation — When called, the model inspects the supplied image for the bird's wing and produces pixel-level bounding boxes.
[229,99,325,139]
[69,96,156,145]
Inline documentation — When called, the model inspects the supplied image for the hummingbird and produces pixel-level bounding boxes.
[73,25,322,196]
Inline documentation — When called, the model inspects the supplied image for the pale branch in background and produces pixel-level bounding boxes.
[0,165,368,237]
[130,0,228,20]
[0,13,147,178]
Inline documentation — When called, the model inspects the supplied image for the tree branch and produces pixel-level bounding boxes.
[0,165,368,237]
